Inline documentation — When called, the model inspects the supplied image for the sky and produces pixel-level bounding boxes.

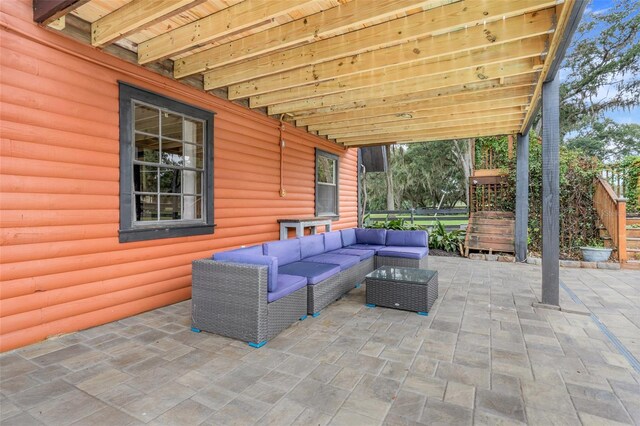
[560,0,640,125]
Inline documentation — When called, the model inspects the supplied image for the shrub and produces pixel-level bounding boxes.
[505,136,601,259]
[429,221,464,254]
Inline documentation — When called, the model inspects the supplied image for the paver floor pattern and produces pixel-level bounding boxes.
[1,257,639,425]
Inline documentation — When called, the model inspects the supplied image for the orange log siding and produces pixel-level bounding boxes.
[0,1,358,351]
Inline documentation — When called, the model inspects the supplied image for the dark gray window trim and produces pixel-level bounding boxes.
[118,81,215,243]
[315,148,340,219]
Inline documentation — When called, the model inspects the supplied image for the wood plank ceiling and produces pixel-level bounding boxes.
[42,0,574,147]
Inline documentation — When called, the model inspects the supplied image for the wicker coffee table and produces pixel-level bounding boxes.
[365,266,438,315]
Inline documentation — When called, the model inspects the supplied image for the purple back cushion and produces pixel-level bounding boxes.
[214,252,278,292]
[341,229,356,246]
[355,228,387,245]
[385,230,428,247]
[212,245,263,259]
[263,239,301,266]
[323,231,343,251]
[300,235,325,258]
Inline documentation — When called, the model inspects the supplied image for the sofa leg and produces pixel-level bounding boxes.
[311,312,320,318]
[365,303,376,308]
[248,341,267,348]
[417,312,428,316]
[299,315,308,321]
[354,283,361,289]
[191,327,201,333]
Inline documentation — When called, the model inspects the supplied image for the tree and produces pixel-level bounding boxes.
[385,144,395,210]
[554,0,640,138]
[565,118,640,161]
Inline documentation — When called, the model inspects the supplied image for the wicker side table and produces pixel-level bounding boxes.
[365,266,438,315]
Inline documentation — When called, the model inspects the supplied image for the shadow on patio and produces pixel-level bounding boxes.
[2,257,638,425]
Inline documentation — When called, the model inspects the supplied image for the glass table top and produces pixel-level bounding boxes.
[366,266,437,285]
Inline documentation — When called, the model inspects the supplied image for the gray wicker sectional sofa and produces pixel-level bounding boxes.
[191,228,428,347]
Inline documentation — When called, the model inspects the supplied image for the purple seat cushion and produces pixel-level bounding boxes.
[214,252,278,292]
[323,231,343,252]
[347,243,386,253]
[263,239,301,266]
[279,261,340,285]
[300,235,325,259]
[377,246,428,259]
[329,248,375,260]
[268,274,307,303]
[355,228,387,245]
[385,230,428,247]
[304,253,359,271]
[341,228,356,246]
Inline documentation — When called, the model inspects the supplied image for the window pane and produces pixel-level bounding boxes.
[317,184,337,215]
[134,165,158,193]
[184,119,203,144]
[161,140,183,166]
[135,134,159,163]
[183,195,202,220]
[162,112,183,140]
[135,104,159,135]
[159,168,181,193]
[135,194,157,221]
[317,156,335,184]
[160,195,181,220]
[184,143,198,168]
[183,170,202,195]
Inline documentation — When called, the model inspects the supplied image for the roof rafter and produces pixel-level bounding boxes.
[91,0,204,47]
[338,121,522,145]
[295,81,536,125]
[251,36,547,108]
[268,59,541,115]
[199,0,557,86]
[229,8,555,99]
[305,95,531,131]
[326,112,524,139]
[174,0,442,79]
[317,107,525,136]
[137,0,319,64]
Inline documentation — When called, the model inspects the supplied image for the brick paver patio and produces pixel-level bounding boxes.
[1,257,639,425]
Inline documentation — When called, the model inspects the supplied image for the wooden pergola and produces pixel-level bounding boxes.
[34,0,587,306]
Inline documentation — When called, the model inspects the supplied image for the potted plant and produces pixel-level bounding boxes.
[580,239,612,262]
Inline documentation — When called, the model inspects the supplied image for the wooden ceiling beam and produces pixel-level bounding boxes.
[251,36,547,108]
[317,107,525,136]
[305,95,531,131]
[199,0,556,86]
[267,59,541,115]
[137,0,318,64]
[173,0,439,79]
[33,0,89,25]
[296,82,535,126]
[326,112,524,139]
[91,0,204,47]
[338,121,522,145]
[230,8,555,99]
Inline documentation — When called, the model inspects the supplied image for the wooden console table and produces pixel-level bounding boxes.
[278,217,332,240]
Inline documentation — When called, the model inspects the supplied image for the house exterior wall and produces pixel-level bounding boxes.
[0,1,358,351]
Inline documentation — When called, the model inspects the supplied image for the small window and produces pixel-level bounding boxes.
[315,149,339,218]
[119,83,214,242]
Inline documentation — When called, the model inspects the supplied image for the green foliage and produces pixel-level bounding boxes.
[429,221,464,253]
[617,155,640,213]
[565,118,640,162]
[366,218,424,231]
[474,136,511,169]
[558,0,640,137]
[506,134,601,259]
[364,142,469,210]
